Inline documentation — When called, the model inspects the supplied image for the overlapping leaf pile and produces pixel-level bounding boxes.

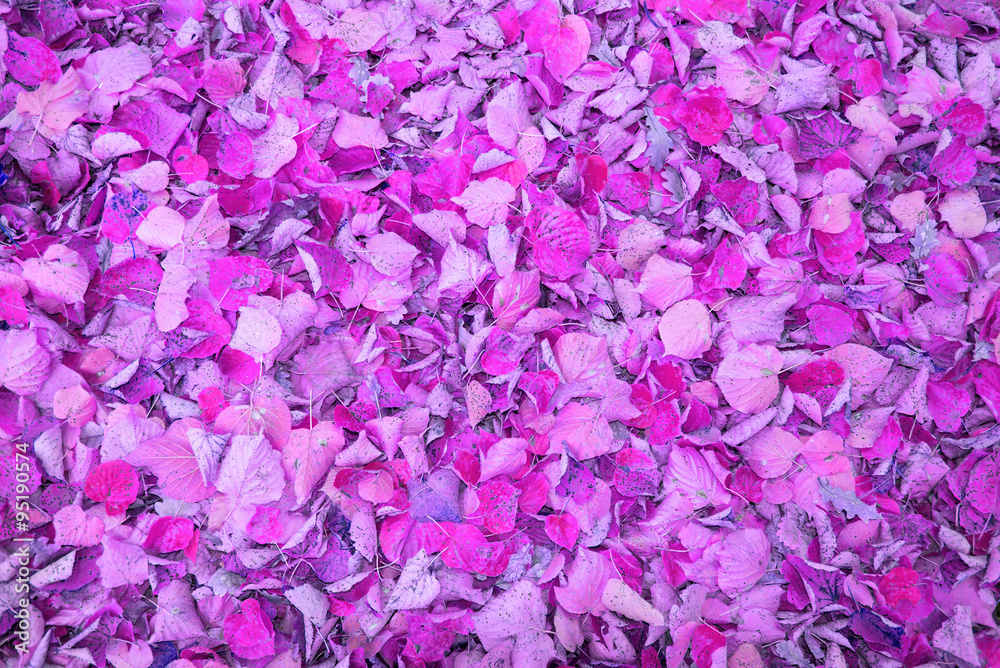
[1,0,1000,666]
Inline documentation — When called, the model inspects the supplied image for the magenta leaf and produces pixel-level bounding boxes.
[84,460,139,515]
[223,598,275,660]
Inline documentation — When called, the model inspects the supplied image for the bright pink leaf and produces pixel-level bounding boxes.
[223,598,276,660]
[85,460,140,515]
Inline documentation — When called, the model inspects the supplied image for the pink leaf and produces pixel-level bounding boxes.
[638,256,694,310]
[554,549,611,615]
[822,344,892,401]
[618,221,666,271]
[208,256,274,310]
[331,110,388,149]
[714,344,782,414]
[717,528,770,596]
[480,328,529,375]
[540,15,591,82]
[451,178,516,228]
[974,364,1000,422]
[0,329,50,396]
[412,209,466,246]
[366,232,419,276]
[544,514,580,550]
[202,58,246,103]
[0,284,29,327]
[938,189,987,238]
[223,598,276,660]
[172,147,209,183]
[933,605,984,667]
[966,454,999,516]
[479,437,529,482]
[229,306,282,364]
[473,579,557,666]
[76,42,152,94]
[745,426,802,479]
[183,195,230,251]
[384,550,440,612]
[601,578,664,625]
[711,178,759,226]
[97,538,149,588]
[801,430,849,476]
[476,479,520,533]
[924,253,969,306]
[161,0,205,29]
[216,434,285,513]
[527,206,591,281]
[214,396,292,449]
[358,469,395,504]
[52,505,104,547]
[126,419,212,502]
[517,126,547,173]
[554,332,613,387]
[667,447,730,509]
[149,581,205,643]
[136,206,185,250]
[806,304,856,346]
[466,380,492,428]
[809,193,853,234]
[291,340,355,401]
[673,87,734,146]
[327,9,387,52]
[4,32,61,86]
[246,506,283,543]
[796,112,862,160]
[691,625,726,668]
[53,384,96,427]
[251,114,299,178]
[143,516,196,553]
[21,243,90,306]
[930,133,976,186]
[614,448,662,496]
[486,82,530,149]
[85,460,140,515]
[879,566,922,608]
[155,264,195,332]
[15,66,89,139]
[889,191,927,232]
[218,133,255,179]
[658,299,713,359]
[927,381,971,432]
[492,270,541,329]
[282,422,345,506]
[549,402,613,460]
[95,257,163,309]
